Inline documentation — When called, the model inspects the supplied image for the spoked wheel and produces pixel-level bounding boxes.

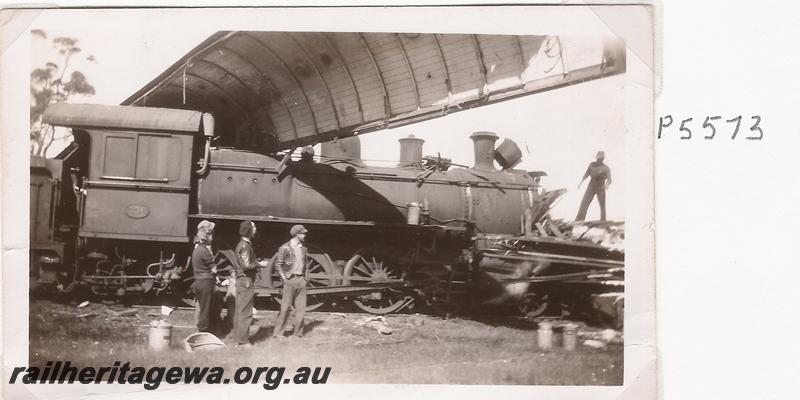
[343,247,412,315]
[212,250,238,280]
[517,292,551,318]
[266,249,336,312]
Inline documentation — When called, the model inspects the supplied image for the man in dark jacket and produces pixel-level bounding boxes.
[272,224,309,338]
[576,151,613,221]
[233,220,268,346]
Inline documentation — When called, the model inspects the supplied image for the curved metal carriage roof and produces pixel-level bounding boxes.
[122,31,625,152]
[43,103,204,133]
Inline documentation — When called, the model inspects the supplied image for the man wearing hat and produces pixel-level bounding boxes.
[192,220,216,333]
[576,151,612,221]
[272,224,309,338]
[233,220,269,346]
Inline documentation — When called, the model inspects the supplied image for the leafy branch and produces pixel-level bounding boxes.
[30,31,96,156]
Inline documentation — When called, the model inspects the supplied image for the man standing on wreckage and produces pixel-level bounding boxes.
[576,151,613,221]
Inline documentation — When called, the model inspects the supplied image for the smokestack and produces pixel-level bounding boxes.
[470,131,498,171]
[398,134,425,167]
[321,136,361,162]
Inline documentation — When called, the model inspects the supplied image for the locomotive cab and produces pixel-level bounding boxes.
[43,104,210,243]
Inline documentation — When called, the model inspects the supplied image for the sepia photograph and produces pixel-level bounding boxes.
[4,4,655,398]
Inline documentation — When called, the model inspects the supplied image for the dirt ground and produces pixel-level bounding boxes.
[28,300,623,385]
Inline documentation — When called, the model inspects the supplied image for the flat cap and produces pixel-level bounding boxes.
[290,224,308,236]
[239,220,254,236]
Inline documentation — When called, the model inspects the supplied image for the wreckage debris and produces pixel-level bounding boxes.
[356,316,393,335]
[105,309,138,317]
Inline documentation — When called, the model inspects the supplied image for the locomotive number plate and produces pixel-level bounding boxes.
[125,204,151,219]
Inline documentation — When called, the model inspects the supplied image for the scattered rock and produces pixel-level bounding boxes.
[578,328,622,345]
[583,339,606,349]
[600,329,618,342]
[356,316,393,335]
[77,301,90,309]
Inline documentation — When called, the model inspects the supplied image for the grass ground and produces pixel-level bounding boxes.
[28,300,622,385]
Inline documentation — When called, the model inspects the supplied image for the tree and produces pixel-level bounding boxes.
[30,31,97,156]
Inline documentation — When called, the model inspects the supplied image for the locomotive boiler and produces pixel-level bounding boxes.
[34,103,623,318]
[200,131,535,235]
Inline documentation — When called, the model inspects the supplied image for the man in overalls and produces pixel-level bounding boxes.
[272,225,309,338]
[576,151,612,221]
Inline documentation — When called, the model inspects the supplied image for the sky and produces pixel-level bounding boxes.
[28,8,626,221]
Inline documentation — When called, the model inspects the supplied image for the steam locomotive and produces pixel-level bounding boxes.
[30,103,623,317]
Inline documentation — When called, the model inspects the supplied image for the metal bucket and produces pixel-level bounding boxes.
[562,323,577,351]
[537,321,553,350]
[148,320,172,351]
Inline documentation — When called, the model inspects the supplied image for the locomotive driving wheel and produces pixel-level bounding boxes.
[343,247,411,315]
[265,250,336,312]
[212,250,237,279]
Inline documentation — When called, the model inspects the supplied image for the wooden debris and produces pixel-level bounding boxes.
[118,309,138,317]
[104,308,138,317]
[137,324,195,329]
[547,220,565,237]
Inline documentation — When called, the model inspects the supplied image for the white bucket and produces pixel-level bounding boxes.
[537,321,553,350]
[148,320,172,351]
